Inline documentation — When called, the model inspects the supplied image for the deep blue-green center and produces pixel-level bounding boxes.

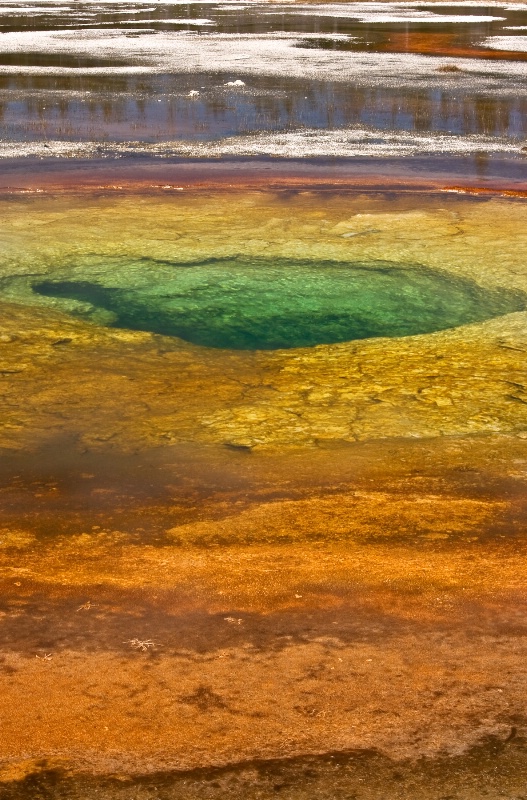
[32,257,525,350]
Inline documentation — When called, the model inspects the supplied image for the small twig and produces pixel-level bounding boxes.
[498,342,527,353]
[124,639,157,651]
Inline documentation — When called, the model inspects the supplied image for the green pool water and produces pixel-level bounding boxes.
[32,257,525,350]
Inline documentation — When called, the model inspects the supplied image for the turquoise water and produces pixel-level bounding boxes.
[33,257,525,350]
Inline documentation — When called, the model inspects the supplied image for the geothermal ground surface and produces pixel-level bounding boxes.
[1,2,527,799]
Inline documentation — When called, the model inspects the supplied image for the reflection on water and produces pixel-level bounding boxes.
[1,1,526,39]
[0,1,527,154]
[2,72,527,142]
[2,1,527,55]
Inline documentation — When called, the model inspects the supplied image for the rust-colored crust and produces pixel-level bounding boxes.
[0,167,526,198]
[377,32,527,61]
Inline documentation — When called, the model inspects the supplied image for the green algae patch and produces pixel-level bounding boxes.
[32,257,525,350]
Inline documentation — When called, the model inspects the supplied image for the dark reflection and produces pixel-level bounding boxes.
[0,53,130,68]
[1,72,526,142]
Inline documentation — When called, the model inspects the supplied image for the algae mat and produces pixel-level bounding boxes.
[1,189,527,798]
